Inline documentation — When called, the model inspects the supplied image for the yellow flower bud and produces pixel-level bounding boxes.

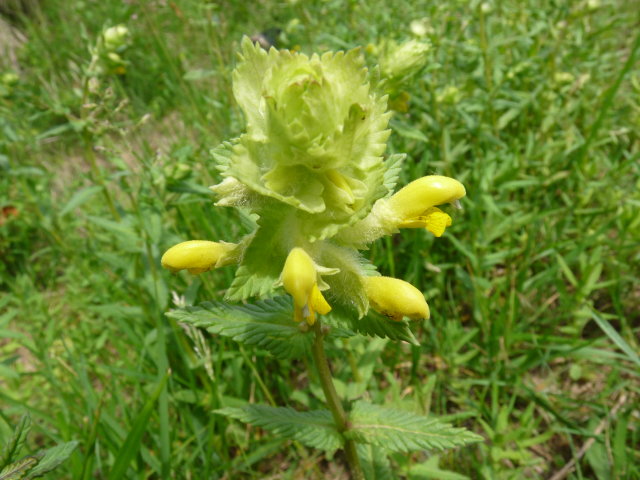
[388,175,466,220]
[362,276,429,321]
[161,240,237,274]
[383,175,465,237]
[281,248,331,325]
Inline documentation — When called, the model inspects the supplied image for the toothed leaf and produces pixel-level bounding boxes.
[346,402,483,453]
[0,456,38,480]
[168,297,312,359]
[327,307,419,345]
[357,444,395,480]
[0,416,31,470]
[217,405,343,452]
[27,442,78,478]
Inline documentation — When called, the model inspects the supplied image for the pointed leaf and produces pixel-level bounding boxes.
[27,442,78,478]
[217,405,343,452]
[167,297,312,359]
[224,214,288,302]
[327,307,419,345]
[357,443,395,480]
[107,372,169,480]
[0,456,38,480]
[346,402,482,453]
[1,416,31,469]
[59,186,103,217]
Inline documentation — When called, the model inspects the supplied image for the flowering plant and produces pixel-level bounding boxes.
[162,37,479,478]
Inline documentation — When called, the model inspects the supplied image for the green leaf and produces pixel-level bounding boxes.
[0,416,31,470]
[327,307,419,345]
[59,186,103,217]
[210,141,235,173]
[0,456,38,480]
[381,153,406,196]
[225,215,288,302]
[107,372,169,480]
[218,405,343,452]
[590,310,640,368]
[357,443,395,480]
[27,442,78,478]
[346,402,482,453]
[167,297,312,359]
[408,455,471,479]
[390,118,429,142]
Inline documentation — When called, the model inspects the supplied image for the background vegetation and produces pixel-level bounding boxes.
[1,0,638,478]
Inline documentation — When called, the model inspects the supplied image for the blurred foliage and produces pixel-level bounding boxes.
[0,0,638,478]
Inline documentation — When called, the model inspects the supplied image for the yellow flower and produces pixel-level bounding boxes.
[362,276,429,321]
[161,240,237,274]
[398,206,452,237]
[280,248,332,325]
[387,175,465,237]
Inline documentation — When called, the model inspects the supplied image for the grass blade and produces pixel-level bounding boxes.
[107,371,170,480]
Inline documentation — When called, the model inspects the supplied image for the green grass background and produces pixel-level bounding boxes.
[1,0,639,478]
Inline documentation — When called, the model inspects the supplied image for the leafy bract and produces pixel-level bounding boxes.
[326,307,419,345]
[346,402,482,452]
[214,37,394,241]
[217,405,343,452]
[167,297,311,359]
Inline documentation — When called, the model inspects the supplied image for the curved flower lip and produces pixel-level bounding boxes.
[362,276,430,321]
[161,240,238,274]
[398,206,452,237]
[279,247,334,325]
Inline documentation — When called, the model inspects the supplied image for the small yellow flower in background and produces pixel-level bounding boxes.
[362,276,430,321]
[161,240,238,274]
[280,248,332,325]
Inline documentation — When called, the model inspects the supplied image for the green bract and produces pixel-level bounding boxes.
[213,38,393,241]
[208,38,407,311]
[377,39,430,83]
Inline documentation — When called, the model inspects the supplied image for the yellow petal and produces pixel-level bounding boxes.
[388,176,466,220]
[281,248,332,325]
[363,276,430,321]
[399,207,452,237]
[281,248,317,309]
[161,240,237,274]
[310,284,332,315]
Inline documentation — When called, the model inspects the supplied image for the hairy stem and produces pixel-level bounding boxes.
[311,321,364,480]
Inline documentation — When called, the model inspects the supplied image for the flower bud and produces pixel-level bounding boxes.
[388,175,466,221]
[363,276,429,321]
[103,25,130,51]
[379,39,430,81]
[161,240,237,274]
[281,248,331,325]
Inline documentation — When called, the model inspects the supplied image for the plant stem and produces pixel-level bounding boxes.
[311,321,364,480]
